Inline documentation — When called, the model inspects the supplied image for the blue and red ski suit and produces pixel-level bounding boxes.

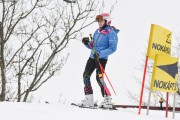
[83,25,119,97]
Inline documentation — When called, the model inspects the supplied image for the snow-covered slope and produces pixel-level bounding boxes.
[0,102,179,120]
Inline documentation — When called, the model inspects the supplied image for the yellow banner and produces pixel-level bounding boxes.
[150,55,178,93]
[147,24,172,60]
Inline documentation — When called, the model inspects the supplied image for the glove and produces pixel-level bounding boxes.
[82,37,90,45]
[93,52,99,59]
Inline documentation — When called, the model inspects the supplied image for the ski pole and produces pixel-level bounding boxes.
[88,35,107,96]
[88,34,117,96]
[98,62,117,95]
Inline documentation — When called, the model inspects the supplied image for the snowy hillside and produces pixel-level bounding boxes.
[0,102,180,120]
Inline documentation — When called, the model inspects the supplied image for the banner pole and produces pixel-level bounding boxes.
[138,56,149,115]
[172,92,176,119]
[146,90,152,115]
[166,92,169,118]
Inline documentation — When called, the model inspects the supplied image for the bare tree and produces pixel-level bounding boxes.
[0,0,103,102]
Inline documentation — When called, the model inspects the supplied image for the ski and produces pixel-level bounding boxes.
[71,103,117,110]
[71,103,98,109]
[99,105,118,110]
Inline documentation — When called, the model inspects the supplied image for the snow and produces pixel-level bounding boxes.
[0,102,180,120]
[1,0,180,120]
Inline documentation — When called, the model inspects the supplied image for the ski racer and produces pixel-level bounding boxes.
[78,13,119,108]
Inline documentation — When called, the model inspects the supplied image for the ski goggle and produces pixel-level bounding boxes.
[95,15,103,22]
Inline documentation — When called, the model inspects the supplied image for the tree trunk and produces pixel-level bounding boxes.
[0,24,6,101]
[17,76,21,102]
[23,89,30,102]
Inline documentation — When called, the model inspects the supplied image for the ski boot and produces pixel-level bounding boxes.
[99,96,113,109]
[78,94,94,107]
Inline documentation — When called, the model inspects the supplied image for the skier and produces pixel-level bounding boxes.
[78,13,119,108]
[159,97,164,110]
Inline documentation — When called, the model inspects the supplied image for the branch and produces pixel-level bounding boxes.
[4,0,39,42]
[63,0,76,4]
[6,24,45,67]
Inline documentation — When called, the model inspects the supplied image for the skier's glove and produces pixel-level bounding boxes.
[93,52,99,59]
[82,37,90,45]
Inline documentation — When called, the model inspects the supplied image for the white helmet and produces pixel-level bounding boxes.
[96,13,111,25]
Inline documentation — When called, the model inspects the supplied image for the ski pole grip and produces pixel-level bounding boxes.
[89,34,93,41]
